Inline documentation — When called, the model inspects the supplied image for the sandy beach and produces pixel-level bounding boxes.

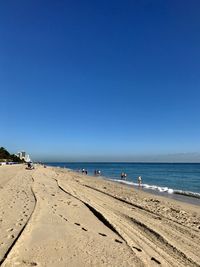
[0,164,199,267]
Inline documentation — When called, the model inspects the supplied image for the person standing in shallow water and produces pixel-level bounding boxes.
[138,176,142,187]
[121,172,127,180]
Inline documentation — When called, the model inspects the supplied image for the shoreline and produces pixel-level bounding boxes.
[60,167,200,213]
[108,178,200,206]
[1,164,199,266]
[50,164,200,206]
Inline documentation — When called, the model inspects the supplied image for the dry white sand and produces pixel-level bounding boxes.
[0,165,199,267]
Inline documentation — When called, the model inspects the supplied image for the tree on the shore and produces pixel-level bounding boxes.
[0,147,10,159]
[0,147,23,162]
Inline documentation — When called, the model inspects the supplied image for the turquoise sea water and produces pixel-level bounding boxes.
[46,162,200,201]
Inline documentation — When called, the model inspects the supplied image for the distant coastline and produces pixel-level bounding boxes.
[44,161,200,164]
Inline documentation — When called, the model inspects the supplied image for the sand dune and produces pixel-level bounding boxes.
[0,165,199,266]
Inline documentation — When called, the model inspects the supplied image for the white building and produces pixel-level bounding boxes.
[25,154,31,162]
[16,151,25,160]
[16,151,31,162]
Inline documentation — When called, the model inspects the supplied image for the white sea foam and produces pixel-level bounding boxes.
[109,179,200,197]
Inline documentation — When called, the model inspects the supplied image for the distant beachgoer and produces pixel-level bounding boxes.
[85,170,88,175]
[121,172,127,180]
[30,162,33,168]
[124,173,127,180]
[26,162,34,170]
[138,176,142,187]
[94,170,101,176]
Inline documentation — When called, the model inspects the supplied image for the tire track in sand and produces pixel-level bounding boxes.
[82,184,200,261]
[2,169,137,267]
[56,176,200,267]
[0,172,36,266]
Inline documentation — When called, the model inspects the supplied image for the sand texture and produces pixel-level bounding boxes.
[0,165,200,267]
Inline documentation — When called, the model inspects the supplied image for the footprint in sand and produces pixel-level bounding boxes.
[132,246,142,252]
[82,227,87,231]
[115,239,123,244]
[7,228,14,232]
[98,233,107,237]
[22,260,38,266]
[74,223,80,226]
[8,234,15,239]
[151,257,161,265]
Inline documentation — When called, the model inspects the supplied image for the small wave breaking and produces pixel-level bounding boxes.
[109,179,200,199]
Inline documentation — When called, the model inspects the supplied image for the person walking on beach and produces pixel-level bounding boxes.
[138,176,142,187]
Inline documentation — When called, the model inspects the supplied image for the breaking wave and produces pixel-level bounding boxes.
[109,179,200,199]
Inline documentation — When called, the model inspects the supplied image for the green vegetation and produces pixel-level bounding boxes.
[0,147,23,163]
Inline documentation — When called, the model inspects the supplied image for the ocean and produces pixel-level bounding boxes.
[46,162,200,204]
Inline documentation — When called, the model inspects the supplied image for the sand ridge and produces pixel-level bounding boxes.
[0,165,200,266]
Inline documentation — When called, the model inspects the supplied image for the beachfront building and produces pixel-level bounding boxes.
[16,151,25,160]
[16,152,21,158]
[16,151,31,162]
[21,151,26,158]
[24,154,31,162]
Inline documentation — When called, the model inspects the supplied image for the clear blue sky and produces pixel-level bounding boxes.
[1,0,200,161]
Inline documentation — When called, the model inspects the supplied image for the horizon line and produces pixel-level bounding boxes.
[41,161,200,164]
